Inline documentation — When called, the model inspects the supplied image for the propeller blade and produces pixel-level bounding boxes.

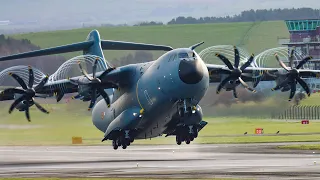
[93,58,99,79]
[240,54,254,71]
[28,66,34,89]
[296,77,311,96]
[271,77,290,91]
[34,75,49,91]
[253,74,263,88]
[216,76,233,94]
[25,101,31,122]
[239,77,256,93]
[289,49,295,68]
[234,46,240,68]
[233,88,238,99]
[35,94,49,98]
[288,81,296,101]
[9,95,26,114]
[99,67,115,79]
[296,56,312,69]
[55,91,64,102]
[215,53,234,70]
[97,87,111,106]
[275,54,289,71]
[2,88,25,95]
[78,62,92,81]
[88,88,97,110]
[34,101,50,114]
[9,73,28,90]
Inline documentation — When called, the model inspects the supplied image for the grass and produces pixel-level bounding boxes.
[277,144,320,150]
[1,98,320,146]
[10,21,289,66]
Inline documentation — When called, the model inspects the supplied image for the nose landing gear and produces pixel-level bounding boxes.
[178,99,196,117]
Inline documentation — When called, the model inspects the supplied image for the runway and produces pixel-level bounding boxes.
[0,143,320,180]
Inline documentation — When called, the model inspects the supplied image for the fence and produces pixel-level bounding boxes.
[272,105,320,120]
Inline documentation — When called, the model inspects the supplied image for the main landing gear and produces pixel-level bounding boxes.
[175,125,198,145]
[110,130,135,150]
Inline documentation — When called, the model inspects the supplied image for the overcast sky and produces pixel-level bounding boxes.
[1,0,320,24]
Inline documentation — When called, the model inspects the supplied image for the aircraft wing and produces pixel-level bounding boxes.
[207,64,320,83]
[0,65,130,102]
[206,62,320,100]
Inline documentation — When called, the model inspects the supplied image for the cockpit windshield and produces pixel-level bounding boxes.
[178,51,197,61]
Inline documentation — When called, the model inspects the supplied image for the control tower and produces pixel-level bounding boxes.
[278,19,320,69]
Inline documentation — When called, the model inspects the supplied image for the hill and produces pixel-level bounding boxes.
[10,21,289,66]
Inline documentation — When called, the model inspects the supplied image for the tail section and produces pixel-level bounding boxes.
[0,30,173,66]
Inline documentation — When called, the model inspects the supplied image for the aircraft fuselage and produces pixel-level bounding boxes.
[92,48,209,140]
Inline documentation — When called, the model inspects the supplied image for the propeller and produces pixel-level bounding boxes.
[71,58,115,110]
[272,50,313,101]
[252,48,296,89]
[215,46,256,98]
[1,66,49,122]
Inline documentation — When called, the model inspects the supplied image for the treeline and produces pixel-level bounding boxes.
[135,8,320,26]
[0,35,66,85]
[110,51,154,67]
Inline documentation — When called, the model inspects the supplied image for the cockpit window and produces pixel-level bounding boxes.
[168,54,177,62]
[178,51,197,61]
[179,52,189,59]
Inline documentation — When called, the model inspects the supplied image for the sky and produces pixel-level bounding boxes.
[0,0,320,25]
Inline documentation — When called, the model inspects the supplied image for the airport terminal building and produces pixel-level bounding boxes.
[279,19,320,70]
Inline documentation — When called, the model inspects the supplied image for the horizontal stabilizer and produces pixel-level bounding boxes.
[0,41,94,62]
[101,40,173,51]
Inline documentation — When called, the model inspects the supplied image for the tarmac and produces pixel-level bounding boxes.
[0,142,320,180]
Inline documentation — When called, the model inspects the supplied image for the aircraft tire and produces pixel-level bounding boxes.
[112,140,118,150]
[176,135,182,145]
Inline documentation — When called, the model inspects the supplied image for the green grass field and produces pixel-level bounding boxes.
[277,144,320,150]
[1,97,320,146]
[10,21,289,65]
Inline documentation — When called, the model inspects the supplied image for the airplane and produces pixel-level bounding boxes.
[0,29,320,150]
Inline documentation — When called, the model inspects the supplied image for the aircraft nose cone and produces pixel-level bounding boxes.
[179,59,204,84]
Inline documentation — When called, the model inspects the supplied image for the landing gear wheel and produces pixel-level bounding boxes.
[112,140,118,150]
[176,135,182,145]
[190,136,194,141]
[122,144,127,149]
[117,138,121,147]
[186,138,190,144]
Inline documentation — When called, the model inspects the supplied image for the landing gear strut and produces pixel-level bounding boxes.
[178,99,195,117]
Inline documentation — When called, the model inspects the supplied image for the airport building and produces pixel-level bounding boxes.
[278,19,320,70]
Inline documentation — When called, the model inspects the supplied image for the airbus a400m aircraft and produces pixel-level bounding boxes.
[0,30,319,150]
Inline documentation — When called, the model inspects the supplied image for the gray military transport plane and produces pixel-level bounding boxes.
[0,30,319,150]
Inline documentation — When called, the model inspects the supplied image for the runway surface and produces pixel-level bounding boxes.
[1,142,320,180]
